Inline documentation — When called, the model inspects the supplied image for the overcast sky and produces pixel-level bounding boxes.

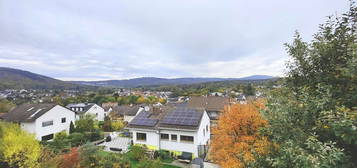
[0,0,349,81]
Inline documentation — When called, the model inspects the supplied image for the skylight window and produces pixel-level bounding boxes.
[28,109,42,119]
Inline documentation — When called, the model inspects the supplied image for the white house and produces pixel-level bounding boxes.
[2,104,76,141]
[127,106,210,158]
[66,103,106,121]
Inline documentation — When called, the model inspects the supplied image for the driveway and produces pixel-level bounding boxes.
[98,136,131,153]
[204,162,220,168]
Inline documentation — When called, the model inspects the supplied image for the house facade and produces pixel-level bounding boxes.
[127,106,210,158]
[66,103,106,121]
[2,104,76,141]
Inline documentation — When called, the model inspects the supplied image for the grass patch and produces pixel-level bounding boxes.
[97,150,111,157]
[161,157,174,163]
[162,164,181,168]
[130,159,180,168]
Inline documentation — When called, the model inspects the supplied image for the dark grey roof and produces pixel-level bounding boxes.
[66,103,95,114]
[127,106,204,130]
[2,103,57,122]
[128,111,160,128]
[113,105,143,116]
[158,107,204,130]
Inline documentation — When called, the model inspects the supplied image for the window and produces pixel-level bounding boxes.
[96,113,98,116]
[61,117,66,123]
[180,135,194,143]
[210,112,218,117]
[109,147,122,152]
[136,133,146,141]
[160,133,169,140]
[42,120,53,127]
[171,134,177,141]
[206,125,209,132]
[203,129,205,136]
[41,134,54,141]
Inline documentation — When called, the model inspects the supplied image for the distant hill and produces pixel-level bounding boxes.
[0,67,93,90]
[71,75,275,88]
[0,67,276,89]
[236,75,274,80]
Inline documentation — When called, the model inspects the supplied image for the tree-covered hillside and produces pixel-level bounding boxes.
[0,67,94,90]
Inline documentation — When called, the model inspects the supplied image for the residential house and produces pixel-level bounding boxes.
[66,103,106,121]
[102,102,118,113]
[1,104,76,141]
[127,106,210,158]
[112,105,145,123]
[187,96,232,126]
[237,94,247,104]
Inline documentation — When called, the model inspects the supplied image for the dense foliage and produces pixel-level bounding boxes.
[0,122,41,168]
[44,115,103,153]
[0,99,15,113]
[254,2,357,167]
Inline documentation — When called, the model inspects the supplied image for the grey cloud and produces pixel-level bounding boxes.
[0,0,349,80]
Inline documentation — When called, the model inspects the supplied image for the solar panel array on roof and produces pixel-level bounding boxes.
[129,111,158,127]
[160,107,202,126]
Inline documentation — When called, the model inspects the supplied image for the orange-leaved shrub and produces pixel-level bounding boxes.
[59,148,80,168]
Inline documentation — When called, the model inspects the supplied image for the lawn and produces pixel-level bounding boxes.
[162,164,181,168]
[130,159,181,168]
[97,150,180,168]
[97,150,111,157]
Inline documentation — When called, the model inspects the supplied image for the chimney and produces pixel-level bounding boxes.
[144,106,150,112]
[152,106,161,115]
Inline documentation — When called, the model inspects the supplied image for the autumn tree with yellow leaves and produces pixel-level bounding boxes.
[210,101,272,168]
[0,122,41,168]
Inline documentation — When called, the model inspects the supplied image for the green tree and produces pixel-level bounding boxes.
[0,99,15,113]
[285,7,357,109]
[257,2,357,167]
[111,120,124,131]
[78,143,100,168]
[113,93,119,101]
[0,122,41,168]
[127,146,148,161]
[103,116,112,132]
[75,114,96,133]
[69,121,75,134]
[68,133,86,146]
[243,83,255,96]
[48,131,70,153]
